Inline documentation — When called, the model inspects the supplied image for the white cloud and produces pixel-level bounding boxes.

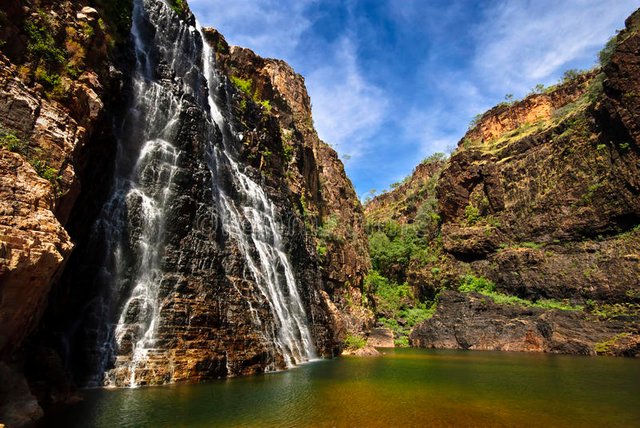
[188,0,316,59]
[306,37,389,159]
[473,0,638,94]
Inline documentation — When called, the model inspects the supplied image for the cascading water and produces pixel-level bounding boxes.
[200,33,317,369]
[96,0,316,387]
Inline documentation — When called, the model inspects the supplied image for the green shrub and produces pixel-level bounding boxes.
[519,241,543,249]
[490,293,531,307]
[468,113,483,130]
[35,65,61,91]
[394,336,409,347]
[561,69,583,84]
[403,306,436,327]
[464,204,481,225]
[372,275,413,315]
[368,229,412,276]
[317,214,340,242]
[536,299,583,311]
[458,274,495,293]
[230,75,275,114]
[344,334,366,350]
[169,0,188,15]
[24,13,67,93]
[368,269,437,347]
[590,302,638,319]
[363,270,388,294]
[25,18,65,66]
[95,0,133,41]
[599,34,618,66]
[29,158,59,186]
[0,131,28,154]
[595,333,630,354]
[282,140,294,163]
[238,98,247,112]
[581,182,603,204]
[458,274,582,311]
[586,73,605,102]
[421,152,447,165]
[258,99,272,112]
[529,83,546,95]
[230,75,253,96]
[316,244,327,257]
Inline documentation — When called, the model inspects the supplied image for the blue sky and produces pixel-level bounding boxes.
[189,0,638,198]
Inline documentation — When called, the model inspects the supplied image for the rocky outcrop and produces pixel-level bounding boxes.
[367,327,394,348]
[464,71,597,146]
[410,291,639,357]
[365,157,445,226]
[431,11,640,301]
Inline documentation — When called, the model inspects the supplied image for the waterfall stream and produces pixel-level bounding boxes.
[99,0,316,387]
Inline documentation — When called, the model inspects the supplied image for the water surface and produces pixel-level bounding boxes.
[44,349,640,427]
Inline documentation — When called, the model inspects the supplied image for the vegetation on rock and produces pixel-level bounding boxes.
[364,12,640,355]
[458,275,583,311]
[344,334,367,350]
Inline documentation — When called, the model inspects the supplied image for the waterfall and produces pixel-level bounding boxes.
[97,0,316,387]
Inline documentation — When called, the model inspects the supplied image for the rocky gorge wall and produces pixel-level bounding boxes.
[366,10,640,357]
[0,0,126,424]
[0,0,371,425]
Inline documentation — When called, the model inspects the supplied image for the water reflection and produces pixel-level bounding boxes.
[43,349,640,427]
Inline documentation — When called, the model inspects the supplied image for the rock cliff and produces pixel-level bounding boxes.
[207,30,372,335]
[0,0,128,424]
[0,0,370,425]
[366,10,640,357]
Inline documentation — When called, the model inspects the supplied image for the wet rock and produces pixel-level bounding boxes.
[213,31,374,338]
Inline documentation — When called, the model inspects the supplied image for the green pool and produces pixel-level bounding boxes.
[43,349,640,427]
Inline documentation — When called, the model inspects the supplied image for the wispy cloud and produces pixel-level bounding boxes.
[191,0,389,164]
[306,36,389,159]
[401,0,638,177]
[188,0,316,58]
[473,0,638,94]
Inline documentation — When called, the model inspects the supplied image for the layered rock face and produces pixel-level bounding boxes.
[368,10,640,356]
[209,32,373,335]
[0,0,114,362]
[0,0,126,424]
[411,291,640,356]
[433,12,640,304]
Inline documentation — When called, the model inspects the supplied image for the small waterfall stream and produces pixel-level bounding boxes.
[98,0,316,387]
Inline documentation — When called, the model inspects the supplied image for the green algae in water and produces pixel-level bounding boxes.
[42,349,640,427]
